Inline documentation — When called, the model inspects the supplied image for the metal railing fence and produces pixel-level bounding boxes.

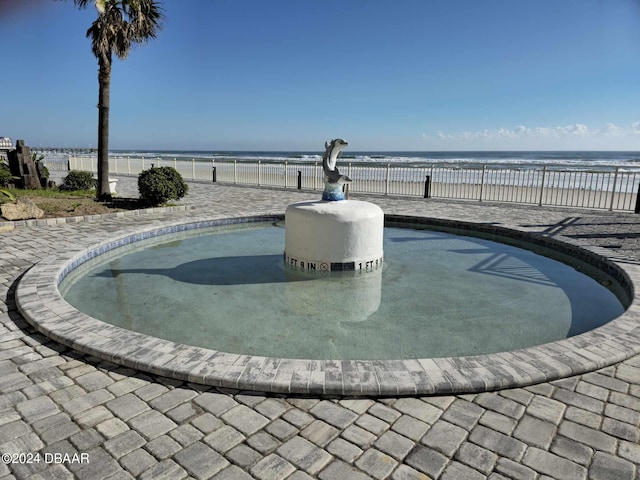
[43,155,640,211]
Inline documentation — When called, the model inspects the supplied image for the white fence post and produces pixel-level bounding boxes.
[430,164,435,197]
[538,165,547,207]
[192,159,195,180]
[385,163,390,195]
[314,162,318,190]
[609,166,620,211]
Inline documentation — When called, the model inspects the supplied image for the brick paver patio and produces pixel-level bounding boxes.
[1,174,639,479]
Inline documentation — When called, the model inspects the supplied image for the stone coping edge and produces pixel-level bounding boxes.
[2,204,195,228]
[16,213,640,397]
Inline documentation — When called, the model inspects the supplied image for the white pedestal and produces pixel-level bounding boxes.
[284,200,384,273]
[108,178,118,195]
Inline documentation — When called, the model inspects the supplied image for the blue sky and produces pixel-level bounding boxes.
[1,0,640,151]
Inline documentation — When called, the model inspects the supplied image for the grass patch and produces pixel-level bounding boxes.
[1,187,144,219]
[12,188,97,199]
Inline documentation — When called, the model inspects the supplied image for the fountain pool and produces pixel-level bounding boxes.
[60,220,625,360]
[16,215,640,395]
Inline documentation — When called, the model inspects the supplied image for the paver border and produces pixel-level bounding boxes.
[15,213,640,396]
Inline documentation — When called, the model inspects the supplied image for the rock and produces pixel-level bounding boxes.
[7,140,42,190]
[1,199,44,221]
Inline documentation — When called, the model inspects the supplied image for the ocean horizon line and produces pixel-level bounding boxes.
[109,149,640,153]
[34,147,640,154]
[38,149,640,170]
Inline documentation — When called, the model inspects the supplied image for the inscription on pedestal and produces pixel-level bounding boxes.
[284,253,383,273]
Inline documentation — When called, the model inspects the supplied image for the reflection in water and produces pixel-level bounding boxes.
[285,268,382,323]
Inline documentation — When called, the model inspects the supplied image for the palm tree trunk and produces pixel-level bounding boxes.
[97,59,111,199]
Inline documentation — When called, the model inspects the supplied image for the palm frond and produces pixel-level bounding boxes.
[73,0,92,9]
[0,189,16,203]
[80,0,164,62]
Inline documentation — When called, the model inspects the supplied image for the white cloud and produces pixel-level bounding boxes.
[602,123,622,136]
[427,122,640,141]
[437,131,454,139]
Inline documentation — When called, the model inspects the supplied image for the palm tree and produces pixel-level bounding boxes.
[74,0,163,199]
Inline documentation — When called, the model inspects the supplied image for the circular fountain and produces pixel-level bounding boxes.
[17,213,639,395]
[14,140,640,396]
[56,218,627,358]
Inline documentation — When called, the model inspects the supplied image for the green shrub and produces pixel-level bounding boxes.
[60,170,96,191]
[0,163,17,187]
[138,166,188,206]
[157,165,188,199]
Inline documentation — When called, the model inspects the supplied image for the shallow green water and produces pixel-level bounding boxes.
[60,223,625,360]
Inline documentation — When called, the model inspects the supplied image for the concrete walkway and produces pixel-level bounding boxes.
[1,174,640,480]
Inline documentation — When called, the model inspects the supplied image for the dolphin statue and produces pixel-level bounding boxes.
[322,139,352,184]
